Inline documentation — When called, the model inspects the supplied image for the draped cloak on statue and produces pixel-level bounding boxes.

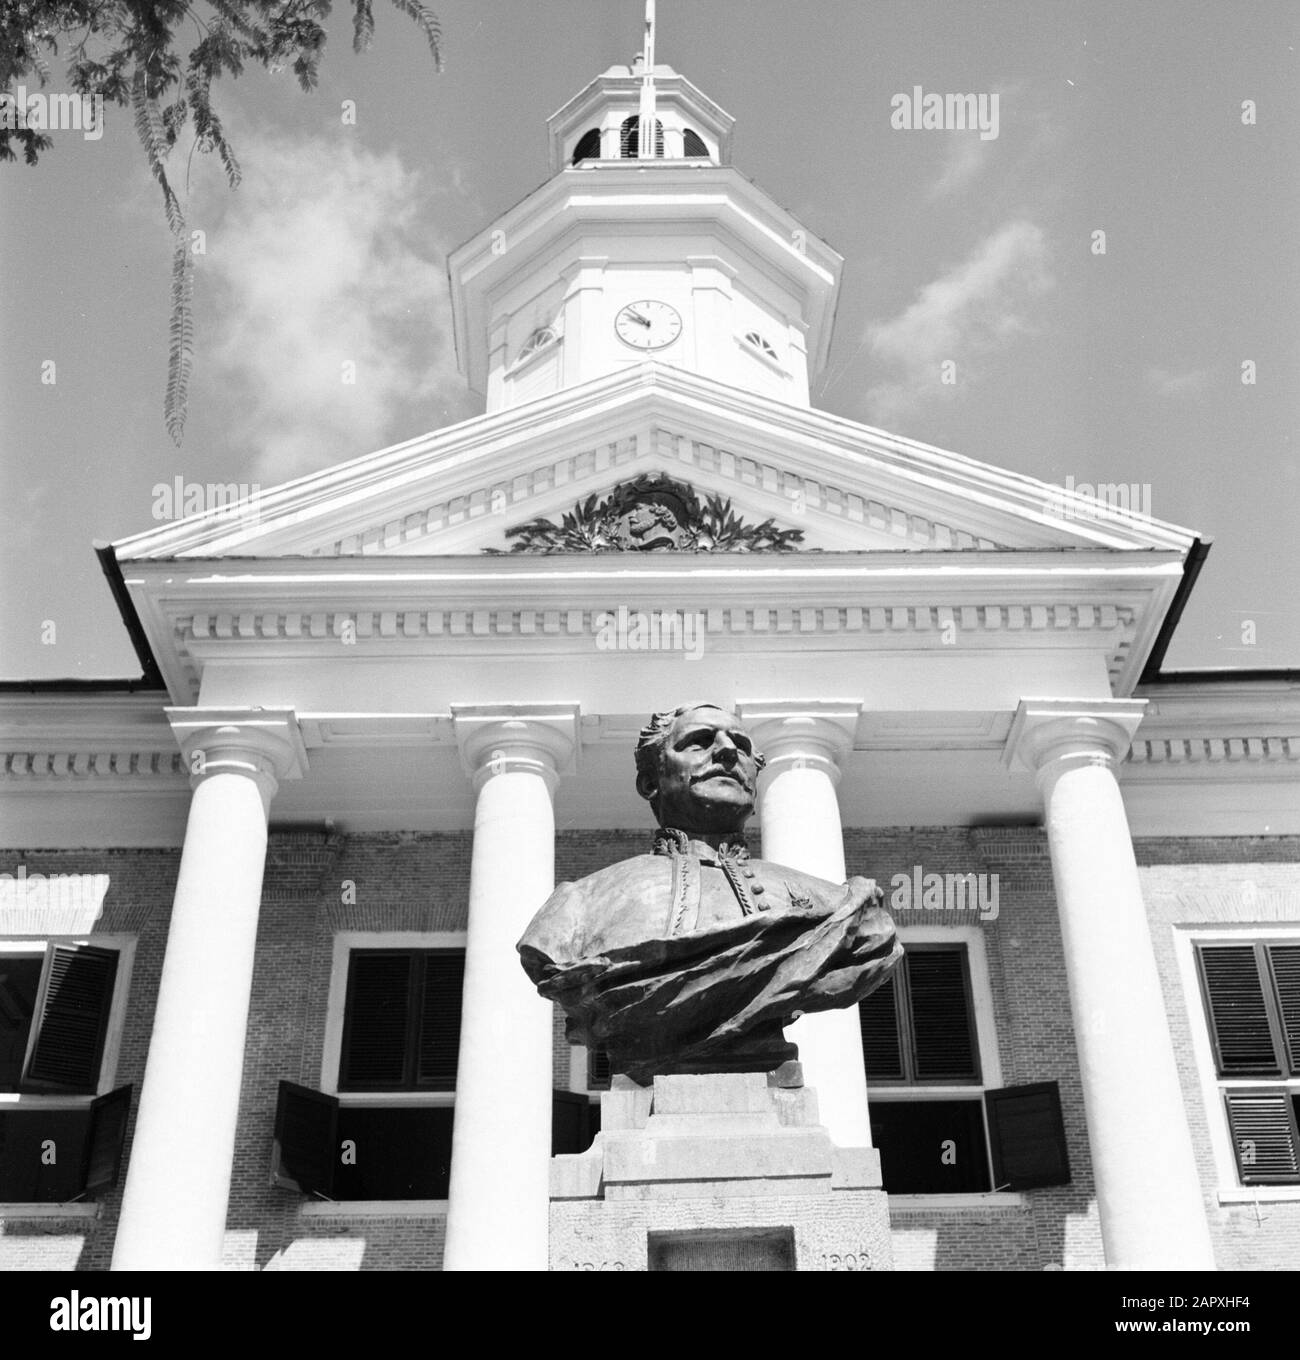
[517,828,902,1084]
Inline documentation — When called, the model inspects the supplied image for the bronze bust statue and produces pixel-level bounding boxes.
[517,703,902,1083]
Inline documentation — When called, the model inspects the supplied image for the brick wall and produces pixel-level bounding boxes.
[2,827,1296,1271]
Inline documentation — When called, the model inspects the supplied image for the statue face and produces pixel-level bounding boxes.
[641,705,759,834]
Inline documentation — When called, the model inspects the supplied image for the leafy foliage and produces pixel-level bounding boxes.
[2,2,443,444]
[488,478,807,555]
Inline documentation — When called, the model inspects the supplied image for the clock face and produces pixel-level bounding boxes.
[614,300,683,351]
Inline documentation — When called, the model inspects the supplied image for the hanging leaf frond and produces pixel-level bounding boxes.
[131,65,183,234]
[353,0,376,53]
[165,236,194,446]
[386,0,443,70]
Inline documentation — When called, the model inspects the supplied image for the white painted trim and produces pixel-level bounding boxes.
[0,1202,101,1219]
[299,1199,448,1218]
[1217,1187,1300,1205]
[888,1192,1027,1213]
[880,923,1001,1088]
[1173,923,1300,1197]
[321,930,467,1094]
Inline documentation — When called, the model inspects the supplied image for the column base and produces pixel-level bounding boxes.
[550,1067,893,1271]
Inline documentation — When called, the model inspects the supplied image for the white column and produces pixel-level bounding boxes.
[1006,698,1216,1270]
[443,703,578,1271]
[112,708,306,1271]
[739,701,872,1149]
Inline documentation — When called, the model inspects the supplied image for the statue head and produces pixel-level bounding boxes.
[634,703,766,835]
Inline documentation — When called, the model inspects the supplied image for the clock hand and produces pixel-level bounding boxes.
[627,310,652,327]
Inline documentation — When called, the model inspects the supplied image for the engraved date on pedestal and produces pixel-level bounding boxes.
[559,1259,627,1271]
[821,1250,872,1271]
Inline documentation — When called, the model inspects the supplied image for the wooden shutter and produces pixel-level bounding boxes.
[81,1084,132,1196]
[416,952,464,1090]
[908,948,980,1082]
[859,974,906,1080]
[985,1081,1071,1191]
[1224,1090,1300,1184]
[273,1081,339,1195]
[339,952,412,1089]
[1197,945,1282,1076]
[22,945,118,1093]
[587,1044,612,1089]
[1266,945,1300,1075]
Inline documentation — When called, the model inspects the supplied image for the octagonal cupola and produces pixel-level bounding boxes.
[447,5,841,415]
[546,60,735,171]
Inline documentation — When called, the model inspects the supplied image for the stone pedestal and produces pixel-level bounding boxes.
[549,1067,893,1271]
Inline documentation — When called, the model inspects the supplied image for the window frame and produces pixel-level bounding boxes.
[0,934,135,1109]
[0,934,135,1209]
[322,931,466,1109]
[291,932,468,1212]
[509,325,562,375]
[865,925,1020,1204]
[735,329,788,376]
[1177,924,1300,1203]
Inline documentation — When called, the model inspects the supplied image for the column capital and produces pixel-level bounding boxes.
[166,707,308,798]
[736,700,861,783]
[1003,698,1147,779]
[450,702,580,793]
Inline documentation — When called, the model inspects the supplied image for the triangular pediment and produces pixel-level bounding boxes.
[114,364,1198,563]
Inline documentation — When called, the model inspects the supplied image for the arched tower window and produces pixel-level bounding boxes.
[571,128,601,164]
[516,327,558,364]
[683,128,709,158]
[620,115,664,158]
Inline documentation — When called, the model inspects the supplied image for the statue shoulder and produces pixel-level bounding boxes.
[518,855,668,964]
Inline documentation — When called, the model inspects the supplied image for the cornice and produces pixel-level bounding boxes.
[1,695,1297,797]
[111,366,1197,563]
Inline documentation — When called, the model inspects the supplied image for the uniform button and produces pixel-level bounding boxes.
[751,882,764,893]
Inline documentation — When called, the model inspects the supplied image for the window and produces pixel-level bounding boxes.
[860,936,1068,1195]
[620,115,664,158]
[1195,941,1300,1185]
[275,941,464,1201]
[572,127,601,163]
[742,331,779,363]
[0,941,132,1203]
[586,1043,612,1091]
[338,949,462,1092]
[514,326,559,368]
[683,127,709,158]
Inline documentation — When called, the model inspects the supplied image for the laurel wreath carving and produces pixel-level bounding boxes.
[485,475,805,554]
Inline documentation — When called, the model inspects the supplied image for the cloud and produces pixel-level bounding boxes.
[1146,365,1209,397]
[863,219,1052,425]
[929,133,993,198]
[198,130,478,483]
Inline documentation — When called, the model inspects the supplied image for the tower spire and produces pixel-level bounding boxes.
[637,0,657,159]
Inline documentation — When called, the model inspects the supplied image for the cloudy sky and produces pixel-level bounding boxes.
[2,0,1297,678]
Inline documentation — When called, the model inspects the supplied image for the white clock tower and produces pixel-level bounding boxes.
[448,32,842,413]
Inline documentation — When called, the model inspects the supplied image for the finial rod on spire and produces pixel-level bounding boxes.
[637,0,657,160]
